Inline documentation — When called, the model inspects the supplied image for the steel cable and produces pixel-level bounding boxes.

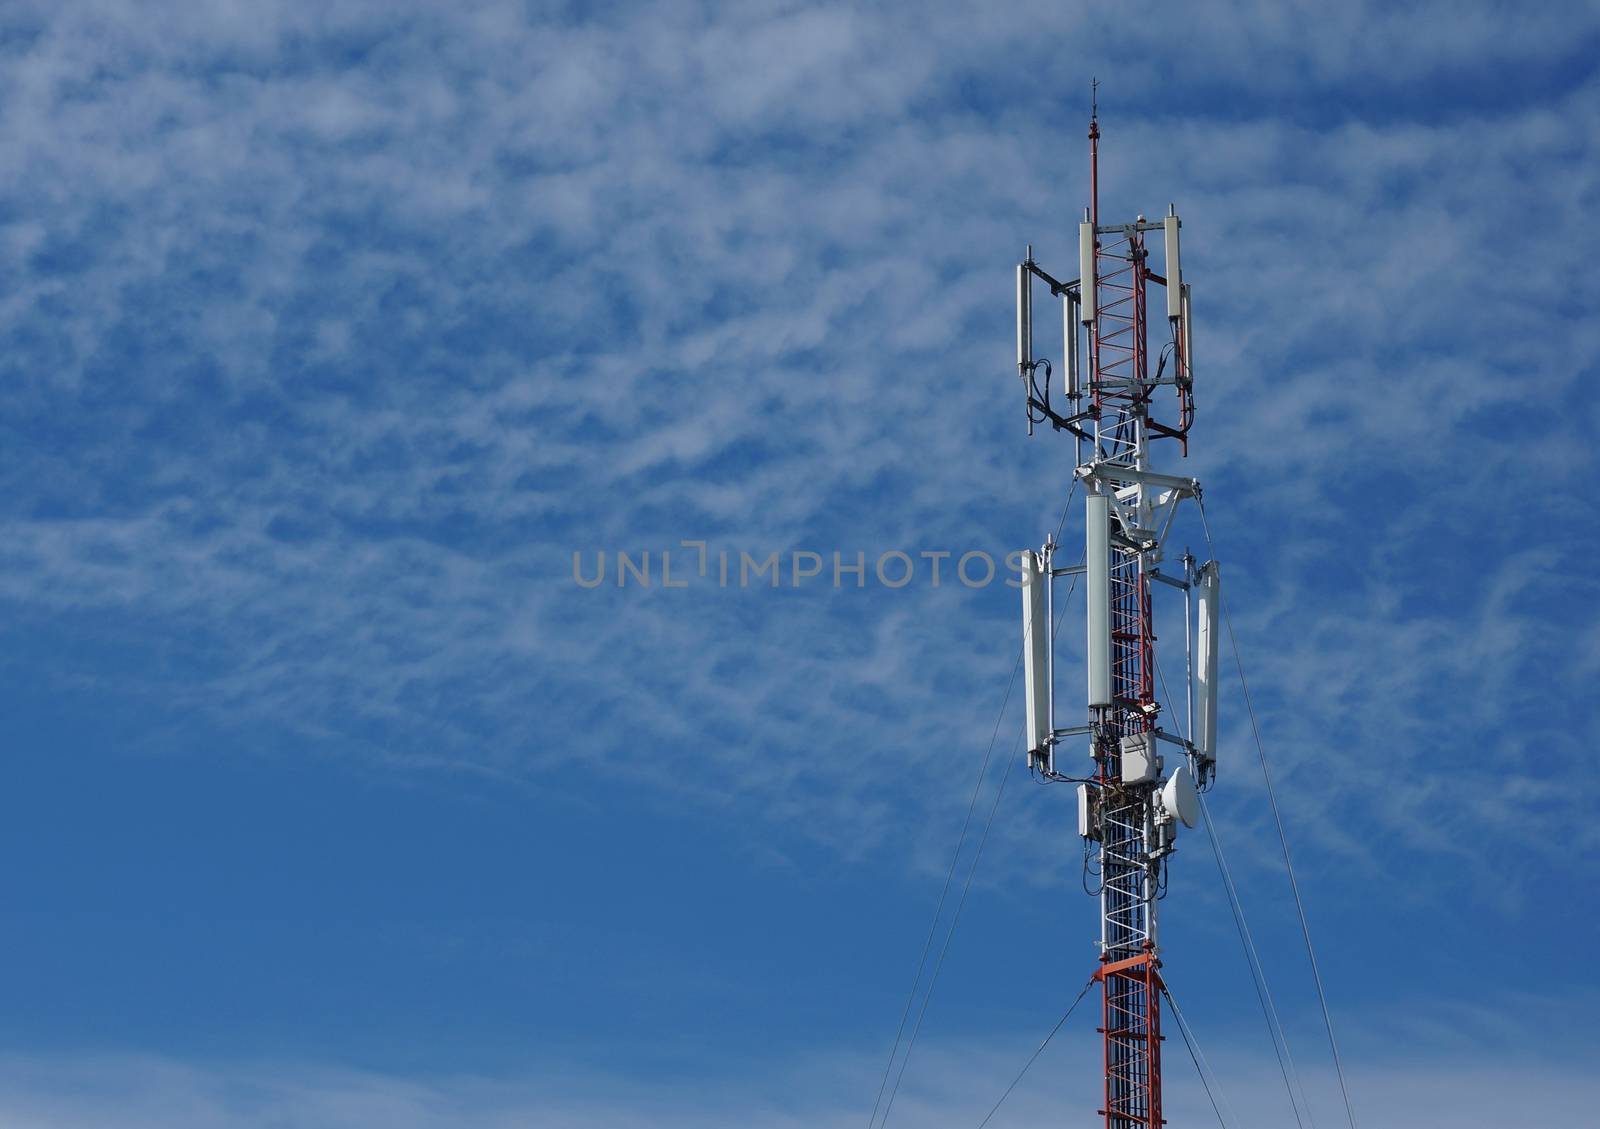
[1153,651,1312,1129]
[878,751,1016,1126]
[1162,980,1234,1129]
[865,650,1018,1129]
[973,974,1096,1129]
[869,483,1078,1129]
[1197,499,1359,1129]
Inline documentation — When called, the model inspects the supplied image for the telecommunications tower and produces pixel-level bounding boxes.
[1014,95,1220,1129]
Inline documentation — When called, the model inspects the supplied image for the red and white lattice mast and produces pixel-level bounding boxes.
[1014,93,1220,1129]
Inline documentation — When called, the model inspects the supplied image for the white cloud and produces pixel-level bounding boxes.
[0,1036,1593,1129]
[0,0,1594,897]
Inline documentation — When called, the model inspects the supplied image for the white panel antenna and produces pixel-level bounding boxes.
[1016,262,1032,375]
[1021,549,1051,764]
[1181,283,1193,375]
[1163,212,1182,321]
[1063,291,1080,399]
[1195,560,1220,769]
[1120,730,1158,784]
[1078,220,1096,326]
[1085,493,1112,708]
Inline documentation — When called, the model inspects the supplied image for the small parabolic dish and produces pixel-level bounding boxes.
[1163,764,1199,829]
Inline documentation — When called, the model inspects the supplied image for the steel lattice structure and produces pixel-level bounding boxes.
[1014,100,1219,1129]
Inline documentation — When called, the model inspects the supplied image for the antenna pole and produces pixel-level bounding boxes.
[1090,81,1100,231]
[1011,97,1211,1129]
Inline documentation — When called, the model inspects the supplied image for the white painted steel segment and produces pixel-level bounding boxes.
[1083,464,1200,496]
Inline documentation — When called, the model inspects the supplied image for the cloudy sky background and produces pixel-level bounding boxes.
[2,1,1598,1125]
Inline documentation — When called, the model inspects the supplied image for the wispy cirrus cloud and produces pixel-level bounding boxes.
[3,6,1600,1122]
[0,0,1595,903]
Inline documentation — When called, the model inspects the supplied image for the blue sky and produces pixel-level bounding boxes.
[1,1,1598,1125]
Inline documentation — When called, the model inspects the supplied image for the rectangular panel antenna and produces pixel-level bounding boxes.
[1021,549,1051,762]
[1119,730,1159,784]
[1064,293,1080,398]
[1086,493,1112,708]
[1181,283,1193,376]
[1016,263,1032,374]
[1195,560,1219,767]
[1078,222,1096,326]
[1163,214,1182,320]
